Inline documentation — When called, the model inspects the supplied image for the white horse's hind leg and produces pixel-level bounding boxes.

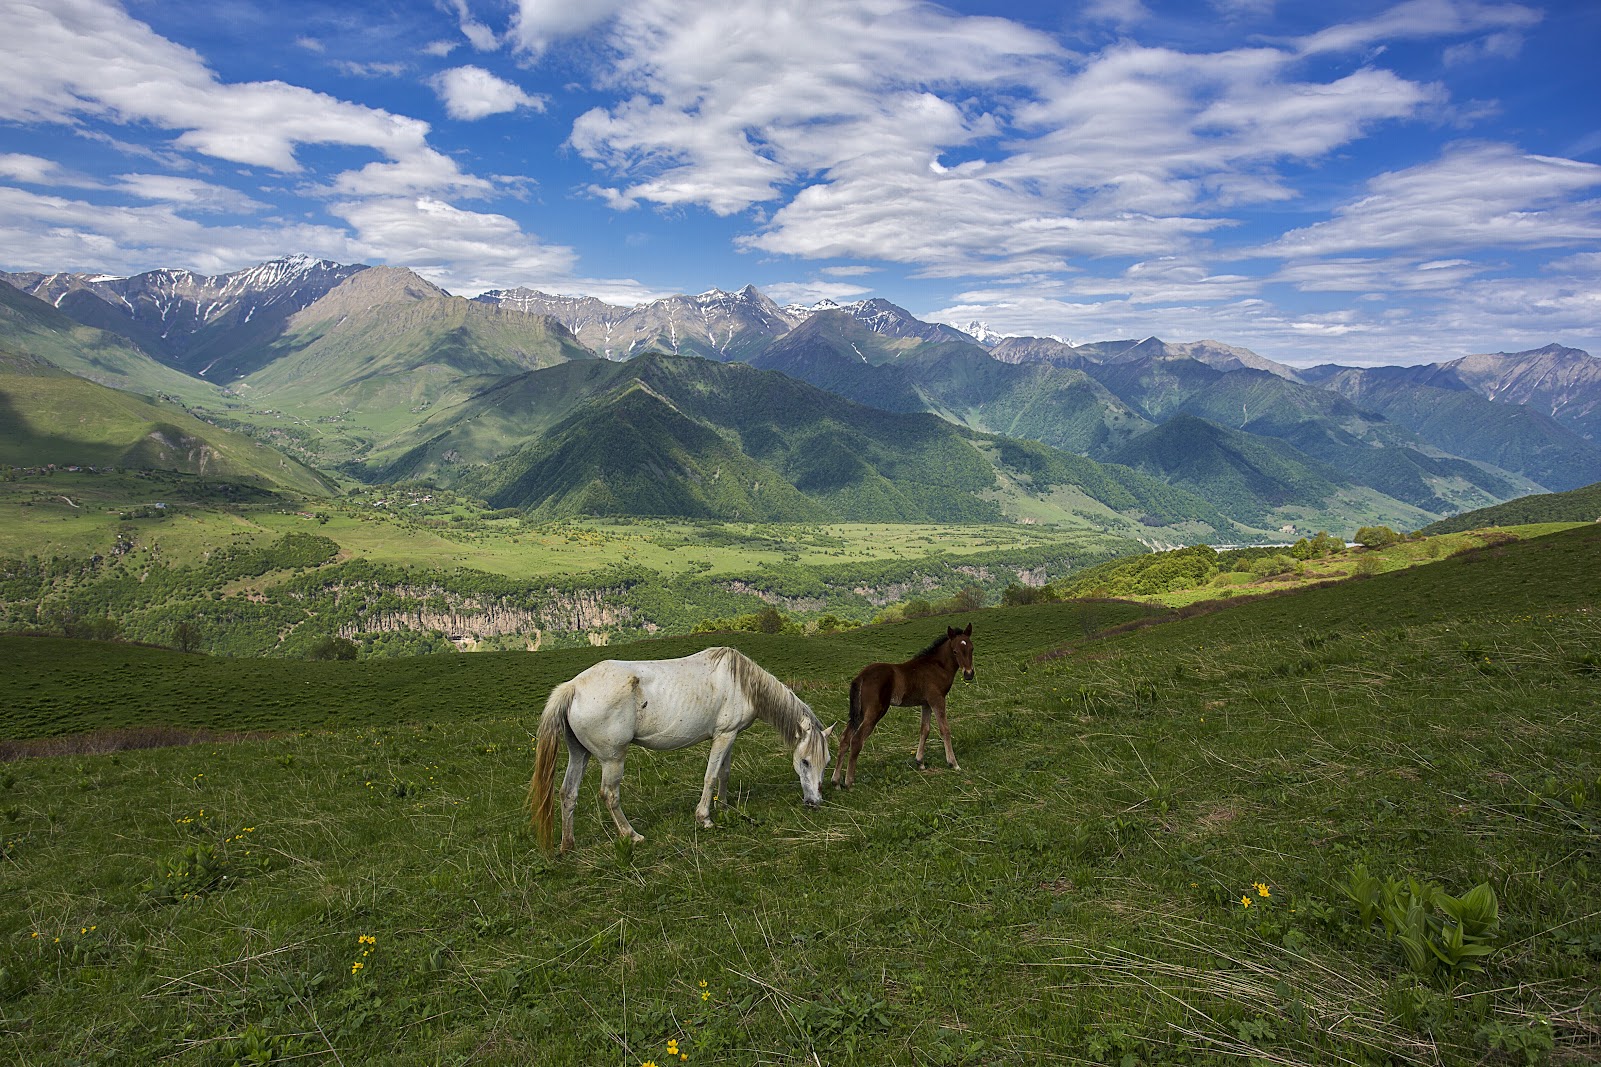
[559,742,589,853]
[697,732,739,828]
[598,757,644,843]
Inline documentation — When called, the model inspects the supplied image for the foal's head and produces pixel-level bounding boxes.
[946,623,975,682]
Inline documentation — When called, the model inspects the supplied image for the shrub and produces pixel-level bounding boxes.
[308,635,359,661]
[1355,525,1402,549]
[754,604,784,634]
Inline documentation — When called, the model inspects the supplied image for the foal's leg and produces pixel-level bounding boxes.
[844,704,885,788]
[558,741,590,853]
[916,705,932,769]
[697,732,739,828]
[598,756,644,843]
[932,695,960,772]
[831,724,854,786]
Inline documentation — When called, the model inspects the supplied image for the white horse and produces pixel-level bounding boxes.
[529,646,832,852]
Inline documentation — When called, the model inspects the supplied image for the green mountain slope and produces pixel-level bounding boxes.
[459,380,830,522]
[1302,365,1601,492]
[747,311,928,412]
[1080,356,1528,512]
[371,353,1230,529]
[237,268,597,430]
[1421,480,1601,533]
[1104,414,1425,529]
[0,281,223,405]
[898,343,1151,455]
[0,365,332,494]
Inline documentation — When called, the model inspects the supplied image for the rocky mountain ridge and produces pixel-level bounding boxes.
[4,255,1600,524]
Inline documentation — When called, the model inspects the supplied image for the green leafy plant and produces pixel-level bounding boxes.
[1342,864,1501,983]
[1477,1017,1555,1066]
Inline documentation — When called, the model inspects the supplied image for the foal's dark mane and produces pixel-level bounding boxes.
[913,632,953,661]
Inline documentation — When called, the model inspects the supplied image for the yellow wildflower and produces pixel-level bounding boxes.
[1241,895,1251,908]
[351,961,364,974]
[1254,881,1271,898]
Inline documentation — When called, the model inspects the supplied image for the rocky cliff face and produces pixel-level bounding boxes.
[1441,344,1601,438]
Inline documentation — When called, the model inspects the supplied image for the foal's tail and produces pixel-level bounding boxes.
[529,681,575,853]
[847,675,863,732]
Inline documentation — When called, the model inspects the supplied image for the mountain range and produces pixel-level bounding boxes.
[4,255,1600,536]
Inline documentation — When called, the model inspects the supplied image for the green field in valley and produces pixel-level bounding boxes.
[1,524,1597,1064]
[1,470,1139,655]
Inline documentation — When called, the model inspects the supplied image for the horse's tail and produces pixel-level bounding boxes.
[848,674,863,732]
[529,681,575,853]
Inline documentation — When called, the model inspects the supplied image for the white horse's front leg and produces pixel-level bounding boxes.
[697,733,739,828]
[598,757,643,843]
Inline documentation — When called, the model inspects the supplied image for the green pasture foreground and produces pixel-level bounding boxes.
[1,526,1598,1065]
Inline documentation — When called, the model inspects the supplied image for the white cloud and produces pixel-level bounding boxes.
[1298,0,1541,56]
[114,173,270,213]
[445,0,500,51]
[1260,143,1601,259]
[2,0,435,172]
[1270,256,1488,293]
[510,0,628,54]
[431,66,546,121]
[0,183,356,276]
[330,196,578,293]
[566,2,1445,277]
[930,245,1601,367]
[1443,30,1524,64]
[760,280,874,306]
[335,60,410,79]
[322,148,495,198]
[0,153,73,185]
[1084,0,1150,27]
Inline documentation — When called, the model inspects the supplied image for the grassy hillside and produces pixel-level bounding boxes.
[900,342,1153,456]
[1,525,1596,1064]
[1422,480,1601,534]
[0,471,1136,654]
[237,268,596,435]
[0,281,224,406]
[1102,414,1439,532]
[381,353,1232,532]
[1083,357,1533,513]
[1318,372,1601,493]
[0,371,332,495]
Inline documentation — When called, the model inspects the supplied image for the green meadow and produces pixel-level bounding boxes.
[1,524,1597,1065]
[0,470,1111,578]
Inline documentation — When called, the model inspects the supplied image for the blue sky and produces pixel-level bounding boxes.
[1,0,1598,366]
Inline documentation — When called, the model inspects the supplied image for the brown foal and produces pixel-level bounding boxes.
[833,623,975,788]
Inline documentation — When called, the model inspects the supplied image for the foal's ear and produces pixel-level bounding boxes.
[947,626,959,637]
[964,623,972,635]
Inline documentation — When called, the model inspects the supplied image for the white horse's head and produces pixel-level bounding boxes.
[793,717,833,808]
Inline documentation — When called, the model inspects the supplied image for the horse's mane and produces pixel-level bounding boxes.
[706,646,818,745]
[914,632,952,661]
